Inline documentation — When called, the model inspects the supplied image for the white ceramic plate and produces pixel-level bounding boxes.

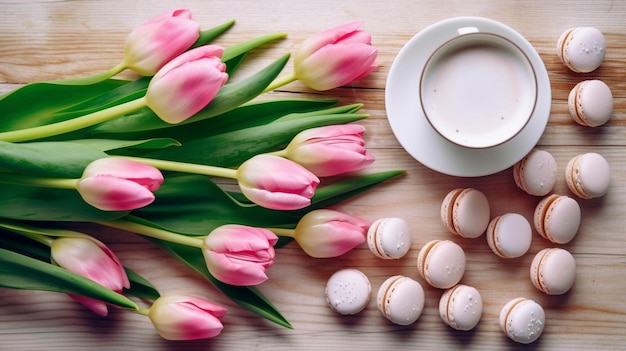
[385,17,551,177]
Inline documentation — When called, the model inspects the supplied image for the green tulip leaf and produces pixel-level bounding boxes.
[148,238,292,329]
[123,267,161,301]
[130,170,405,236]
[144,112,368,167]
[70,138,180,152]
[88,54,290,135]
[102,98,338,145]
[221,32,287,62]
[0,183,129,221]
[0,79,129,132]
[0,140,107,178]
[191,20,236,49]
[0,247,138,310]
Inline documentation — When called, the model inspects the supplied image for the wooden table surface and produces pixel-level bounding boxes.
[1,1,625,350]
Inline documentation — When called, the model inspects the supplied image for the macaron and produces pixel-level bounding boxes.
[376,275,425,325]
[486,213,532,259]
[513,149,557,196]
[565,152,610,199]
[439,284,483,331]
[499,297,546,344]
[417,240,466,289]
[440,188,490,238]
[568,79,613,127]
[325,268,371,315]
[367,217,411,259]
[533,194,581,244]
[556,27,606,73]
[530,248,576,295]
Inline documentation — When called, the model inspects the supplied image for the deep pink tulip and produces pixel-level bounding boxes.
[236,154,320,210]
[50,237,130,316]
[145,45,228,123]
[148,295,227,340]
[294,209,370,258]
[283,124,375,177]
[294,22,378,91]
[202,225,278,286]
[124,9,201,76]
[76,158,164,211]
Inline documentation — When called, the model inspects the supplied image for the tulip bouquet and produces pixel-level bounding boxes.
[0,9,402,340]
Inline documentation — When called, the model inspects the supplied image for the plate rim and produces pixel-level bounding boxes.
[385,16,551,177]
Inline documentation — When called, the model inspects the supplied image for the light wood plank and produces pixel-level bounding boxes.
[0,0,625,350]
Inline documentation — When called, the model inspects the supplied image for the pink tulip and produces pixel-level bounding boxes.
[202,225,278,286]
[148,295,227,340]
[50,237,130,316]
[124,9,201,76]
[236,154,320,210]
[293,209,370,258]
[283,124,375,177]
[76,158,164,211]
[145,45,228,123]
[294,22,378,91]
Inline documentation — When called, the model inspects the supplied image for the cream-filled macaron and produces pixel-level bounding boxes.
[440,188,490,238]
[367,217,411,259]
[499,297,546,344]
[565,152,610,199]
[377,275,425,325]
[534,194,581,244]
[513,149,557,196]
[417,240,466,289]
[486,213,532,259]
[439,284,483,331]
[325,268,371,315]
[530,248,576,295]
[557,27,606,73]
[568,80,613,127]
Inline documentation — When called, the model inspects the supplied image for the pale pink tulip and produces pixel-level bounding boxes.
[148,295,227,340]
[50,237,130,316]
[283,124,375,177]
[293,209,370,258]
[76,158,164,211]
[145,45,228,123]
[202,225,278,286]
[236,154,320,210]
[124,9,201,76]
[294,22,378,91]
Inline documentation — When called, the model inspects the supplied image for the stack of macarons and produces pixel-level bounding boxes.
[557,27,613,127]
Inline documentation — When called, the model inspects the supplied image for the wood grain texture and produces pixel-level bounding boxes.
[1,0,625,350]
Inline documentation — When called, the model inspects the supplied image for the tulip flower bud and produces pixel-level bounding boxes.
[50,237,130,316]
[283,124,375,177]
[202,225,278,286]
[293,209,370,258]
[148,295,227,340]
[145,45,228,124]
[293,22,378,91]
[236,154,320,210]
[76,158,164,211]
[124,9,201,76]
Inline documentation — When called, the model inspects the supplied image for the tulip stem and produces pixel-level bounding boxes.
[117,156,238,179]
[266,227,295,238]
[0,96,147,143]
[0,173,78,189]
[134,307,150,316]
[0,220,54,246]
[47,61,127,85]
[97,219,204,248]
[263,72,297,93]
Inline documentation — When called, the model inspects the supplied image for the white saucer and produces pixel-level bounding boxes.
[385,17,551,177]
